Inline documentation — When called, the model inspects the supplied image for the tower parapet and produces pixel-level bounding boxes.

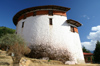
[13,5,70,25]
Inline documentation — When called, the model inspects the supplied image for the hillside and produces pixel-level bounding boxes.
[0,50,100,66]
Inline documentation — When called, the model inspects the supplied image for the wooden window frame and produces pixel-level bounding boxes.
[33,11,36,16]
[70,26,75,32]
[23,14,26,19]
[48,10,53,16]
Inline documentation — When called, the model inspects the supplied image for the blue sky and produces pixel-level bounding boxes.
[0,0,100,51]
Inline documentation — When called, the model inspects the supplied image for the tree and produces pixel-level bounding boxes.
[0,26,15,38]
[82,46,91,53]
[0,34,30,63]
[93,41,100,63]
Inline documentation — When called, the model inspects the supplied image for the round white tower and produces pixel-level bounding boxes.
[13,5,85,64]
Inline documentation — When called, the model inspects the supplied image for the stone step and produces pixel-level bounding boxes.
[0,56,13,61]
[0,56,13,66]
[0,50,7,56]
[0,62,10,66]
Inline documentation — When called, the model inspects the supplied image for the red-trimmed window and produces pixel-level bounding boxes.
[70,26,75,32]
[70,26,78,33]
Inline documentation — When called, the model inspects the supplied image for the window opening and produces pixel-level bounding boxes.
[48,10,53,16]
[49,18,52,25]
[22,22,24,28]
[70,26,75,32]
[16,32,17,34]
[23,14,26,19]
[33,11,36,16]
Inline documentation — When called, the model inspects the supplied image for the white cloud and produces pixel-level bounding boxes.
[81,25,100,51]
[83,15,86,17]
[92,25,100,31]
[87,17,90,20]
[81,15,90,20]
[82,40,96,51]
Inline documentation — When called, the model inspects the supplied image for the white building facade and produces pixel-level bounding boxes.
[13,5,85,64]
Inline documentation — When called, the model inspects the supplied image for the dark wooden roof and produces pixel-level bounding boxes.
[67,19,82,27]
[13,5,70,25]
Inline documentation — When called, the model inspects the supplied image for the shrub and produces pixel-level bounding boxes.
[0,34,31,63]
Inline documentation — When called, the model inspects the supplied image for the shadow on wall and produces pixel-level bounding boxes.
[61,21,69,26]
[27,44,73,63]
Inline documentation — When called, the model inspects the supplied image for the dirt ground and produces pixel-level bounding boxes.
[19,57,100,66]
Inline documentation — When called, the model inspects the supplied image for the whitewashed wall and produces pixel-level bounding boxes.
[16,15,85,64]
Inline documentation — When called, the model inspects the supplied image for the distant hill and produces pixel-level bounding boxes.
[0,26,15,38]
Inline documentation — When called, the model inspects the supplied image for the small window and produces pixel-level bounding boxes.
[49,18,52,25]
[22,22,24,28]
[70,26,75,32]
[16,32,17,34]
[48,10,53,16]
[23,14,26,19]
[33,11,36,16]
